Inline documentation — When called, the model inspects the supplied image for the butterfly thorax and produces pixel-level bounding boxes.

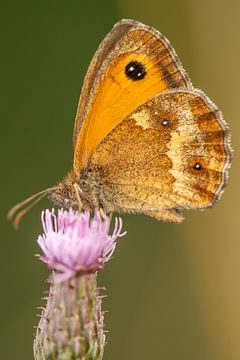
[50,167,110,212]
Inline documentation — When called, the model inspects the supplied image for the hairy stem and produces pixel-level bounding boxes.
[34,273,105,360]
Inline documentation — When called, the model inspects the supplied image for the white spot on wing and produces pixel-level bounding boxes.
[131,109,150,130]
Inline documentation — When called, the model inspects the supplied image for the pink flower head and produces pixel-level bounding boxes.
[37,208,126,282]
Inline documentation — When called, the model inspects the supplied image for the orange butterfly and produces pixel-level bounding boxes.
[8,19,232,227]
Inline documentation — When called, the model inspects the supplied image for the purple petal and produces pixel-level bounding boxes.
[37,208,126,282]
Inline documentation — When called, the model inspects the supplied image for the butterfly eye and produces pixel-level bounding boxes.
[125,61,146,81]
[193,162,203,171]
[161,118,171,127]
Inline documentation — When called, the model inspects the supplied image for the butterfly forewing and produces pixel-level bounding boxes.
[73,19,192,174]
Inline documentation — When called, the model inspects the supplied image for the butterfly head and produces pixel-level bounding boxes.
[49,171,83,210]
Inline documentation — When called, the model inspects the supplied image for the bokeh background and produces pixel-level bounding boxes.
[1,1,239,359]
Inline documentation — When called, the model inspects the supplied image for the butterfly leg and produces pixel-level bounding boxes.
[99,207,109,221]
[73,183,83,211]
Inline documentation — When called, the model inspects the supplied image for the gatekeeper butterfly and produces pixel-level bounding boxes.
[8,19,232,227]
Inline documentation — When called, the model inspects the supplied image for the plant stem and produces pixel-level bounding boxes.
[34,273,105,360]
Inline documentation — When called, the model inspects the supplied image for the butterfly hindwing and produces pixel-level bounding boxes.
[87,89,231,222]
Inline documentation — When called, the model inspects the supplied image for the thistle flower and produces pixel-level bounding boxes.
[37,208,125,282]
[34,208,126,360]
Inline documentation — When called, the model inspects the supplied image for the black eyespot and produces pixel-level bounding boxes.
[194,162,202,171]
[125,61,146,81]
[161,118,171,127]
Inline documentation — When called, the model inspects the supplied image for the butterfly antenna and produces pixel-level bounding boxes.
[7,187,57,228]
[12,193,47,229]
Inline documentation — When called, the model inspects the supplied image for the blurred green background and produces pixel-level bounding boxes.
[1,1,239,359]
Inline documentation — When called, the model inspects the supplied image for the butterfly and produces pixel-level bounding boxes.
[8,19,232,227]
